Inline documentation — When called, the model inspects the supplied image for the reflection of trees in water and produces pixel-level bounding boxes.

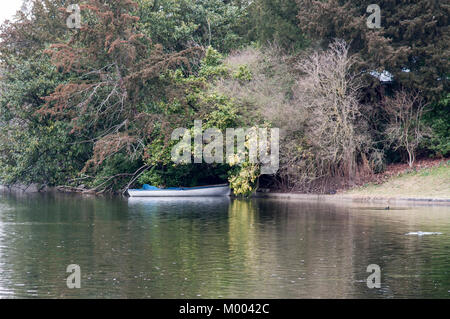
[1,194,449,298]
[0,193,129,297]
[227,200,450,298]
[230,199,358,298]
[125,197,233,298]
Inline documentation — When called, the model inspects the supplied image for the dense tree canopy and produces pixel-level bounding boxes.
[136,0,249,53]
[0,0,448,194]
[247,0,308,51]
[297,0,449,102]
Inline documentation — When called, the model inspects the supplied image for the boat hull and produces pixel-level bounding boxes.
[127,185,231,197]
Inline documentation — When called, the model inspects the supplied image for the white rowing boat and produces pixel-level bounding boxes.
[127,184,231,197]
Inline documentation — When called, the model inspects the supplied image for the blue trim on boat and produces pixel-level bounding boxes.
[129,184,229,191]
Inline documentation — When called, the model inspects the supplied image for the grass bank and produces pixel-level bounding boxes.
[344,160,450,199]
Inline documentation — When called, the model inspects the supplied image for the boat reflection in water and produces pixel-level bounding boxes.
[127,196,232,213]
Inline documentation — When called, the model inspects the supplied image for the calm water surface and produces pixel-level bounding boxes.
[0,193,449,298]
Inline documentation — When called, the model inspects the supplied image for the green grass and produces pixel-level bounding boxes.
[345,161,450,199]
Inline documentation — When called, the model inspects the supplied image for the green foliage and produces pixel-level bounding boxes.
[247,0,308,51]
[298,0,449,102]
[0,0,447,196]
[202,46,224,67]
[422,93,450,157]
[0,52,87,186]
[0,55,63,120]
[138,163,229,188]
[89,153,142,192]
[0,121,89,186]
[202,94,239,129]
[136,0,199,52]
[198,47,230,79]
[136,0,249,52]
[228,163,259,196]
[137,48,256,193]
[233,65,253,82]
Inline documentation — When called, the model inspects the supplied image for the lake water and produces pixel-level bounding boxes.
[0,193,449,298]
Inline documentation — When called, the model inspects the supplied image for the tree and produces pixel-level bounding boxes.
[297,0,449,102]
[0,0,88,186]
[422,93,450,157]
[247,0,307,51]
[39,0,203,189]
[382,90,429,167]
[213,41,379,191]
[292,40,374,185]
[136,0,248,53]
[0,0,205,191]
[0,0,69,63]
